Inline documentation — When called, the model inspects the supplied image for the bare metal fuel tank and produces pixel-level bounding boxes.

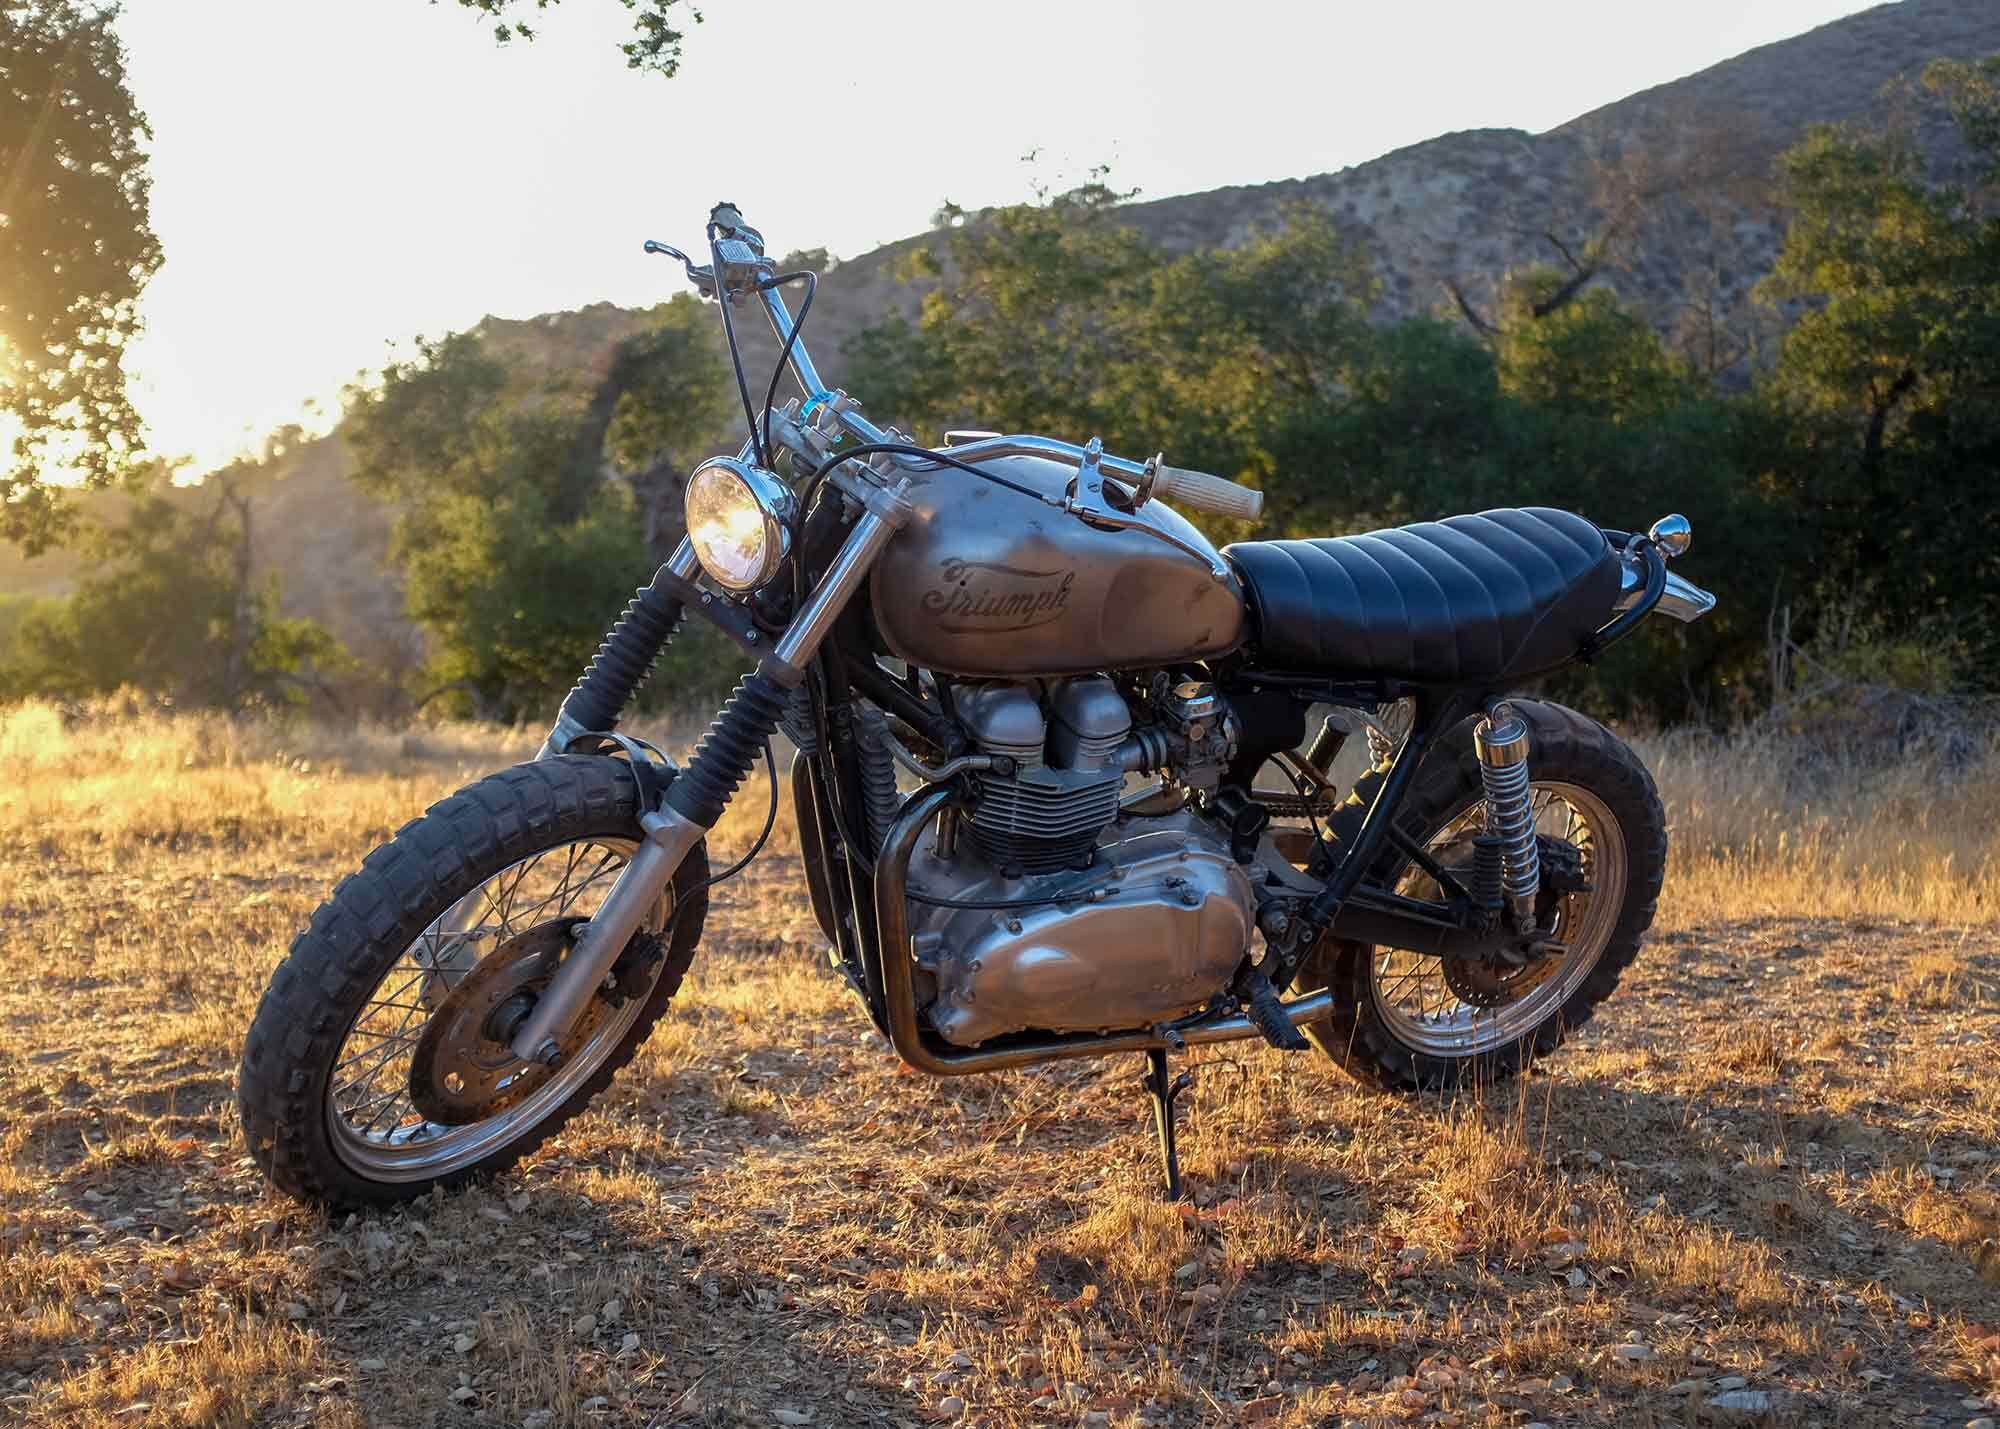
[869,454,1248,677]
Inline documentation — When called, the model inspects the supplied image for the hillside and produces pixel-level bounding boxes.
[6,0,1995,661]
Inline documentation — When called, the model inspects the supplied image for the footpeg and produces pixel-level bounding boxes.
[1239,966,1309,1051]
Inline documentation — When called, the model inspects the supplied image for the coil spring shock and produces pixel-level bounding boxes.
[1474,704,1540,931]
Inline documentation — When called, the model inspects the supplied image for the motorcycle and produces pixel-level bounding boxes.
[239,203,1717,1206]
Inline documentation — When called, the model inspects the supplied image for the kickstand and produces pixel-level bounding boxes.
[1142,1048,1196,1202]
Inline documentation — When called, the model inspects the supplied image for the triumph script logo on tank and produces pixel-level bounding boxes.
[923,559,1077,633]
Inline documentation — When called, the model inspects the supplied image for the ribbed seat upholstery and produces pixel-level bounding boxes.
[1223,508,1619,682]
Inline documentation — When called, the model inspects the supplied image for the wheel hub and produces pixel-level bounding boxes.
[408,919,609,1126]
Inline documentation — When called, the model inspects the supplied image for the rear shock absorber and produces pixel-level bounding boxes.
[1474,703,1540,932]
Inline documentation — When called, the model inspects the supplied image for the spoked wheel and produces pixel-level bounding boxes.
[240,757,707,1206]
[1298,700,1664,1093]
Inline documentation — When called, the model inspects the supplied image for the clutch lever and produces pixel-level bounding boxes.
[643,239,715,298]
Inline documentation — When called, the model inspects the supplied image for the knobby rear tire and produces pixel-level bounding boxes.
[1297,699,1665,1093]
[237,756,707,1208]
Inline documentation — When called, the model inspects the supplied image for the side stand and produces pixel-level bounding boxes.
[1142,1048,1195,1201]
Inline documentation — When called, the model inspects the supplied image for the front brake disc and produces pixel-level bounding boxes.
[407,919,610,1125]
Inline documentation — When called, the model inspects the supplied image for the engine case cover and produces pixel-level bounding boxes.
[912,816,1254,1046]
[869,454,1248,677]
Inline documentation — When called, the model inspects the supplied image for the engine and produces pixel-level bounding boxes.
[906,675,1259,1046]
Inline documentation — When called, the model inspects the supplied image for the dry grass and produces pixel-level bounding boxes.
[1635,723,2000,925]
[0,699,1996,1426]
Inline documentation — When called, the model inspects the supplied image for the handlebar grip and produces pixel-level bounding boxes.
[1148,463,1264,522]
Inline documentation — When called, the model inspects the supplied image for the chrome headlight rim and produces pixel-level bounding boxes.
[684,456,796,594]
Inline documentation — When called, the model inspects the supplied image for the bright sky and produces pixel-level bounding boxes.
[113,0,1885,473]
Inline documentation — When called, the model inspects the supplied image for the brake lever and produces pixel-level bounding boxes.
[642,239,715,298]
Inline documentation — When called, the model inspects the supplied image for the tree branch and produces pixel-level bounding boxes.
[1443,279,1497,339]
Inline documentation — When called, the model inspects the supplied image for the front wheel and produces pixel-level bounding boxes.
[1296,699,1665,1093]
[238,756,707,1207]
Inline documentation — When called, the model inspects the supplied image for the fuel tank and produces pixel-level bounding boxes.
[869,454,1248,677]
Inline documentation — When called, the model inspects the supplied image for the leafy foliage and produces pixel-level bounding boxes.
[0,1,161,551]
[1758,56,2000,687]
[849,72,2000,723]
[346,307,740,719]
[446,0,699,77]
[0,468,345,708]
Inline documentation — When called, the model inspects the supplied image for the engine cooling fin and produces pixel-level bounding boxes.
[964,765,1120,874]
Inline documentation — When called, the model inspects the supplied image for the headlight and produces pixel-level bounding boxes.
[684,457,794,593]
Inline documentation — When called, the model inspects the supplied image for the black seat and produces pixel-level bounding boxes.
[1223,508,1620,682]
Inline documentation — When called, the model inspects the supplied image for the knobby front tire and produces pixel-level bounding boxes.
[238,756,707,1208]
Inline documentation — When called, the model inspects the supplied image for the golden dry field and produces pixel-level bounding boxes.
[0,699,1996,1428]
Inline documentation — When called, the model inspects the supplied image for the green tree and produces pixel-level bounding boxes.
[347,310,739,719]
[447,0,699,76]
[0,1,161,551]
[1758,55,2000,677]
[0,467,346,707]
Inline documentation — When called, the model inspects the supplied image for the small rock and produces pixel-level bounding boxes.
[1712,1375,1748,1390]
[451,1333,475,1354]
[1550,1373,1575,1392]
[601,1297,623,1322]
[937,1396,966,1420]
[1968,1419,1996,1429]
[1666,1379,1703,1394]
[506,1191,531,1214]
[573,1314,597,1337]
[476,1205,510,1223]
[284,1302,310,1321]
[1545,1242,1588,1268]
[1191,1282,1224,1305]
[771,1411,812,1427]
[619,1332,640,1355]
[357,1358,387,1373]
[579,1397,608,1412]
[522,1413,553,1429]
[1612,1343,1653,1361]
[1709,1390,1774,1416]
[1173,1260,1201,1282]
[947,1350,973,1370]
[448,1386,476,1404]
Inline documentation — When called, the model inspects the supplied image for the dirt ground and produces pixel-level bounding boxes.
[0,714,1995,1428]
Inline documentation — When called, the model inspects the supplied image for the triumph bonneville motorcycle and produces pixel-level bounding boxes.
[239,203,1717,1206]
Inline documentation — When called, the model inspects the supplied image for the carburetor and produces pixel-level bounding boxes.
[1147,674,1238,791]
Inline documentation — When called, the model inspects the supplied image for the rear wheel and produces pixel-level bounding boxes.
[238,756,707,1207]
[1296,700,1664,1092]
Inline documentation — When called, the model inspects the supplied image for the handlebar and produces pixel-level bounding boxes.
[655,204,1267,528]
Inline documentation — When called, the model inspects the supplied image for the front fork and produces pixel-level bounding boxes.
[505,485,911,1065]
